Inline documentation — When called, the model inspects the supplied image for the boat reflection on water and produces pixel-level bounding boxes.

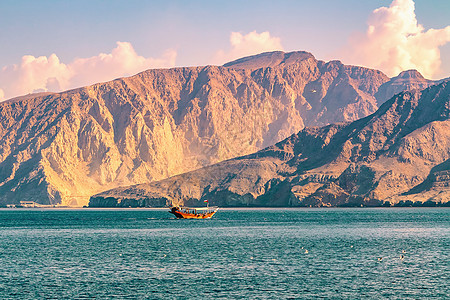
[169,206,219,219]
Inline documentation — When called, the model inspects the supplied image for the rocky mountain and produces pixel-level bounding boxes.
[395,159,450,204]
[90,82,450,207]
[0,51,445,206]
[375,70,440,103]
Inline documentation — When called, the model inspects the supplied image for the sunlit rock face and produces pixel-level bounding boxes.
[91,82,450,207]
[0,51,443,206]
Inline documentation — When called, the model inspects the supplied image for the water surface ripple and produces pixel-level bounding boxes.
[0,208,448,299]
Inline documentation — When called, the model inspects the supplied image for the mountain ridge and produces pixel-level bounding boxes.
[0,50,447,206]
[90,82,450,207]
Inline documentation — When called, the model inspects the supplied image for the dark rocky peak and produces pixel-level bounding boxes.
[377,81,449,116]
[359,82,450,146]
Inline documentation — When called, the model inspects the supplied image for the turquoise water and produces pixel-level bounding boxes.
[0,208,448,299]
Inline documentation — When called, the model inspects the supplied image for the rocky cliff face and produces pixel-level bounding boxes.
[375,70,439,104]
[394,159,450,204]
[90,82,450,207]
[0,51,444,206]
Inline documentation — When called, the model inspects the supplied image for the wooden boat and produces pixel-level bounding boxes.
[169,206,219,219]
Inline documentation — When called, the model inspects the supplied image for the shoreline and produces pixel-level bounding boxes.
[1,206,449,211]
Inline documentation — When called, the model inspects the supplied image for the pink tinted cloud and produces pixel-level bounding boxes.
[0,42,177,101]
[342,0,450,79]
[213,31,283,65]
[69,42,176,88]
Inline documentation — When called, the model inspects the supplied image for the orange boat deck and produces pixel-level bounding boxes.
[169,206,219,219]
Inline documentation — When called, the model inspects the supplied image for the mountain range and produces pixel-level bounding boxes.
[90,82,450,207]
[0,51,447,206]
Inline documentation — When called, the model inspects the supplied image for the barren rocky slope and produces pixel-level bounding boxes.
[0,51,444,206]
[90,82,450,207]
[394,159,450,204]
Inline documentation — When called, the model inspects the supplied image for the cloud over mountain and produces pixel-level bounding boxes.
[213,31,283,65]
[343,0,450,79]
[0,42,177,101]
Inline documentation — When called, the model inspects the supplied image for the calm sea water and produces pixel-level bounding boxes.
[0,208,448,299]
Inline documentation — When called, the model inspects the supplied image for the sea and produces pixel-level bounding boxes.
[0,208,448,299]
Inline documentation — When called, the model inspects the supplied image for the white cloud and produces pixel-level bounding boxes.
[342,0,450,79]
[0,54,72,101]
[69,42,177,88]
[213,31,283,65]
[0,42,177,101]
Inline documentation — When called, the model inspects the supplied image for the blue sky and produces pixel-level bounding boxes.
[0,0,449,100]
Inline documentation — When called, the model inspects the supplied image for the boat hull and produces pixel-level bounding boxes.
[169,206,218,219]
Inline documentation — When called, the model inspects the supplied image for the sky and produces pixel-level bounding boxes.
[0,0,449,101]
